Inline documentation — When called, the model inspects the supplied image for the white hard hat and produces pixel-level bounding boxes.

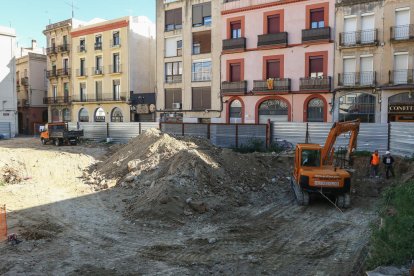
[385,151,390,155]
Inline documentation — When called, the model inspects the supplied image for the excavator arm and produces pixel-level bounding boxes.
[321,119,360,165]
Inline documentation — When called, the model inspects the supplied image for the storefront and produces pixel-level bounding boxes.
[388,92,414,122]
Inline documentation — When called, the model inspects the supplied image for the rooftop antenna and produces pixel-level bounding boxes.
[64,0,79,18]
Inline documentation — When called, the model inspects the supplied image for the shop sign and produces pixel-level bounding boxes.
[388,104,414,114]
[136,104,149,114]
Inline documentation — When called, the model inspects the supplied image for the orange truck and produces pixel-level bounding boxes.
[40,122,83,146]
[291,120,360,208]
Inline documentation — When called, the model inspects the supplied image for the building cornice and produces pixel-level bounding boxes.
[221,0,307,15]
[71,20,129,37]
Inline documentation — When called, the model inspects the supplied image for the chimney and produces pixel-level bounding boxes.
[31,39,37,49]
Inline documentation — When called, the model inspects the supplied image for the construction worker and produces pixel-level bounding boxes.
[382,151,395,179]
[370,150,380,178]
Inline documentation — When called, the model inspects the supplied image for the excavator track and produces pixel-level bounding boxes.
[290,177,309,206]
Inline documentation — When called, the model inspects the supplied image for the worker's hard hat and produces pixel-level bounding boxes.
[385,151,390,155]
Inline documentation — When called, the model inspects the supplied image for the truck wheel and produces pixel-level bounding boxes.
[41,138,46,145]
[54,139,61,147]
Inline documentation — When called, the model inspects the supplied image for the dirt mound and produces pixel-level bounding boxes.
[86,129,288,223]
[19,220,63,240]
[0,165,23,184]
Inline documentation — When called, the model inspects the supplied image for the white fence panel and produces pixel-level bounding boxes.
[0,122,11,139]
[391,123,414,157]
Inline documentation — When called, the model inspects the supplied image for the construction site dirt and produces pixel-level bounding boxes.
[0,132,409,275]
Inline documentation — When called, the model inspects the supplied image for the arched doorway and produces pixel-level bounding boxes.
[51,109,60,122]
[339,92,375,122]
[388,92,414,122]
[62,108,71,122]
[258,98,289,123]
[94,107,106,122]
[306,97,325,122]
[111,107,123,122]
[78,108,89,122]
[229,99,243,123]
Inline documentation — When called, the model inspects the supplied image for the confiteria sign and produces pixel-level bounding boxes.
[388,104,414,113]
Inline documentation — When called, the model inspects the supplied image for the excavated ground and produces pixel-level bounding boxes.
[0,133,406,275]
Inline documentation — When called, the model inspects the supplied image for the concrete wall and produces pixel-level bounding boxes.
[29,53,47,107]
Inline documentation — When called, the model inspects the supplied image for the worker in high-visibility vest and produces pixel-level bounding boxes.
[370,150,380,178]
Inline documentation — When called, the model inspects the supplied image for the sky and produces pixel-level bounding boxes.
[0,0,156,48]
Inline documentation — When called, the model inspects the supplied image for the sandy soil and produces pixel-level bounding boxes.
[0,137,385,275]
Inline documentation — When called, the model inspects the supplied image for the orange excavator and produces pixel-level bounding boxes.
[291,120,360,208]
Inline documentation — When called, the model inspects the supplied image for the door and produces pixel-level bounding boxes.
[230,63,241,82]
[395,9,410,39]
[343,58,356,85]
[360,56,373,85]
[343,17,357,45]
[394,53,409,84]
[361,14,375,43]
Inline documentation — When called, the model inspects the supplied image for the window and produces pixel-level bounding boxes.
[192,31,211,54]
[63,82,69,101]
[258,99,289,123]
[95,56,103,74]
[229,99,242,124]
[360,56,374,85]
[111,107,123,122]
[165,8,182,31]
[230,63,241,82]
[63,35,68,47]
[307,98,324,122]
[112,31,120,46]
[52,85,57,99]
[301,149,321,167]
[113,53,120,73]
[95,107,106,122]
[361,14,375,43]
[165,61,182,83]
[80,58,86,76]
[192,60,212,82]
[231,21,242,38]
[309,56,324,78]
[165,89,182,109]
[62,108,71,122]
[394,52,409,84]
[192,87,211,110]
[310,8,324,29]
[165,37,182,57]
[192,2,211,27]
[63,58,69,75]
[79,38,86,52]
[52,109,59,122]
[266,60,281,79]
[343,57,356,85]
[113,80,121,100]
[177,40,182,56]
[267,15,281,34]
[343,16,357,45]
[79,108,89,122]
[95,35,102,50]
[95,81,102,101]
[395,8,410,40]
[80,83,86,102]
[339,93,376,123]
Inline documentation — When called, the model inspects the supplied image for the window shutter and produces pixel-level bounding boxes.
[267,15,280,34]
[202,87,211,109]
[310,9,324,23]
[174,8,182,26]
[267,60,280,79]
[192,87,211,110]
[165,10,174,25]
[203,2,211,18]
[231,21,241,30]
[192,88,202,110]
[309,57,323,75]
[230,63,241,82]
[192,5,203,26]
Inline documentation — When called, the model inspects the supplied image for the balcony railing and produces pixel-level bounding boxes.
[58,44,70,53]
[46,46,57,55]
[110,39,121,47]
[389,70,414,85]
[165,75,182,83]
[302,27,331,43]
[192,71,211,82]
[221,81,248,94]
[21,77,29,86]
[253,79,291,92]
[94,42,102,50]
[222,37,246,51]
[43,96,71,105]
[76,69,88,77]
[299,76,331,90]
[46,70,58,78]
[339,29,378,47]
[338,72,376,87]
[92,66,104,75]
[108,64,122,74]
[72,92,128,103]
[391,24,414,41]
[77,45,87,53]
[57,68,71,77]
[257,32,288,47]
[18,99,28,107]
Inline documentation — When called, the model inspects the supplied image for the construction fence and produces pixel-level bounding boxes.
[0,205,7,241]
[0,122,12,139]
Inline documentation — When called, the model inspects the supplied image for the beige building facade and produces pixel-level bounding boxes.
[156,0,222,123]
[334,0,414,123]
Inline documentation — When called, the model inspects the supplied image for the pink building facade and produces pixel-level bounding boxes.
[221,0,335,124]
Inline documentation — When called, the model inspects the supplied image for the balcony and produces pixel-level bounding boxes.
[338,72,376,87]
[165,75,182,83]
[299,76,331,91]
[21,77,29,86]
[302,27,331,43]
[43,96,72,105]
[57,68,71,77]
[58,44,70,53]
[391,24,414,42]
[222,37,246,51]
[110,39,121,48]
[253,79,291,92]
[92,67,104,76]
[46,46,57,55]
[94,42,102,50]
[72,92,129,103]
[221,81,247,95]
[108,64,122,74]
[46,70,58,79]
[77,45,87,53]
[76,69,88,77]
[388,70,414,85]
[257,32,288,47]
[339,29,378,47]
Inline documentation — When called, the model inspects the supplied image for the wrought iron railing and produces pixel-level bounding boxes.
[72,92,128,102]
[43,96,71,104]
[389,70,414,85]
[46,46,57,55]
[57,68,71,77]
[339,29,378,46]
[253,79,291,92]
[221,81,247,94]
[222,37,246,51]
[302,27,331,42]
[58,44,70,53]
[300,76,331,90]
[92,66,104,75]
[165,75,182,83]
[108,64,122,74]
[257,32,288,47]
[338,72,376,86]
[391,24,414,41]
[76,69,88,77]
[46,70,58,78]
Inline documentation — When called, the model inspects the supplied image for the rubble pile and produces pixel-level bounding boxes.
[1,166,22,184]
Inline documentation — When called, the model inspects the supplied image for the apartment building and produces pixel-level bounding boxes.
[16,52,48,134]
[43,19,84,122]
[0,26,18,136]
[156,0,222,123]
[334,0,414,123]
[70,16,155,123]
[221,0,335,124]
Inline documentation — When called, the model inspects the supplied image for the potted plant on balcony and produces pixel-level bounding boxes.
[267,78,274,90]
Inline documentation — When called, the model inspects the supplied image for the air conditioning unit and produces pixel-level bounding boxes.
[172,102,181,109]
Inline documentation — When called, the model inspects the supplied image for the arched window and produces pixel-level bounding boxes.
[79,108,89,122]
[111,107,123,122]
[307,98,325,122]
[229,99,242,123]
[51,109,59,122]
[339,93,375,123]
[62,108,71,122]
[94,107,106,122]
[258,99,289,123]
